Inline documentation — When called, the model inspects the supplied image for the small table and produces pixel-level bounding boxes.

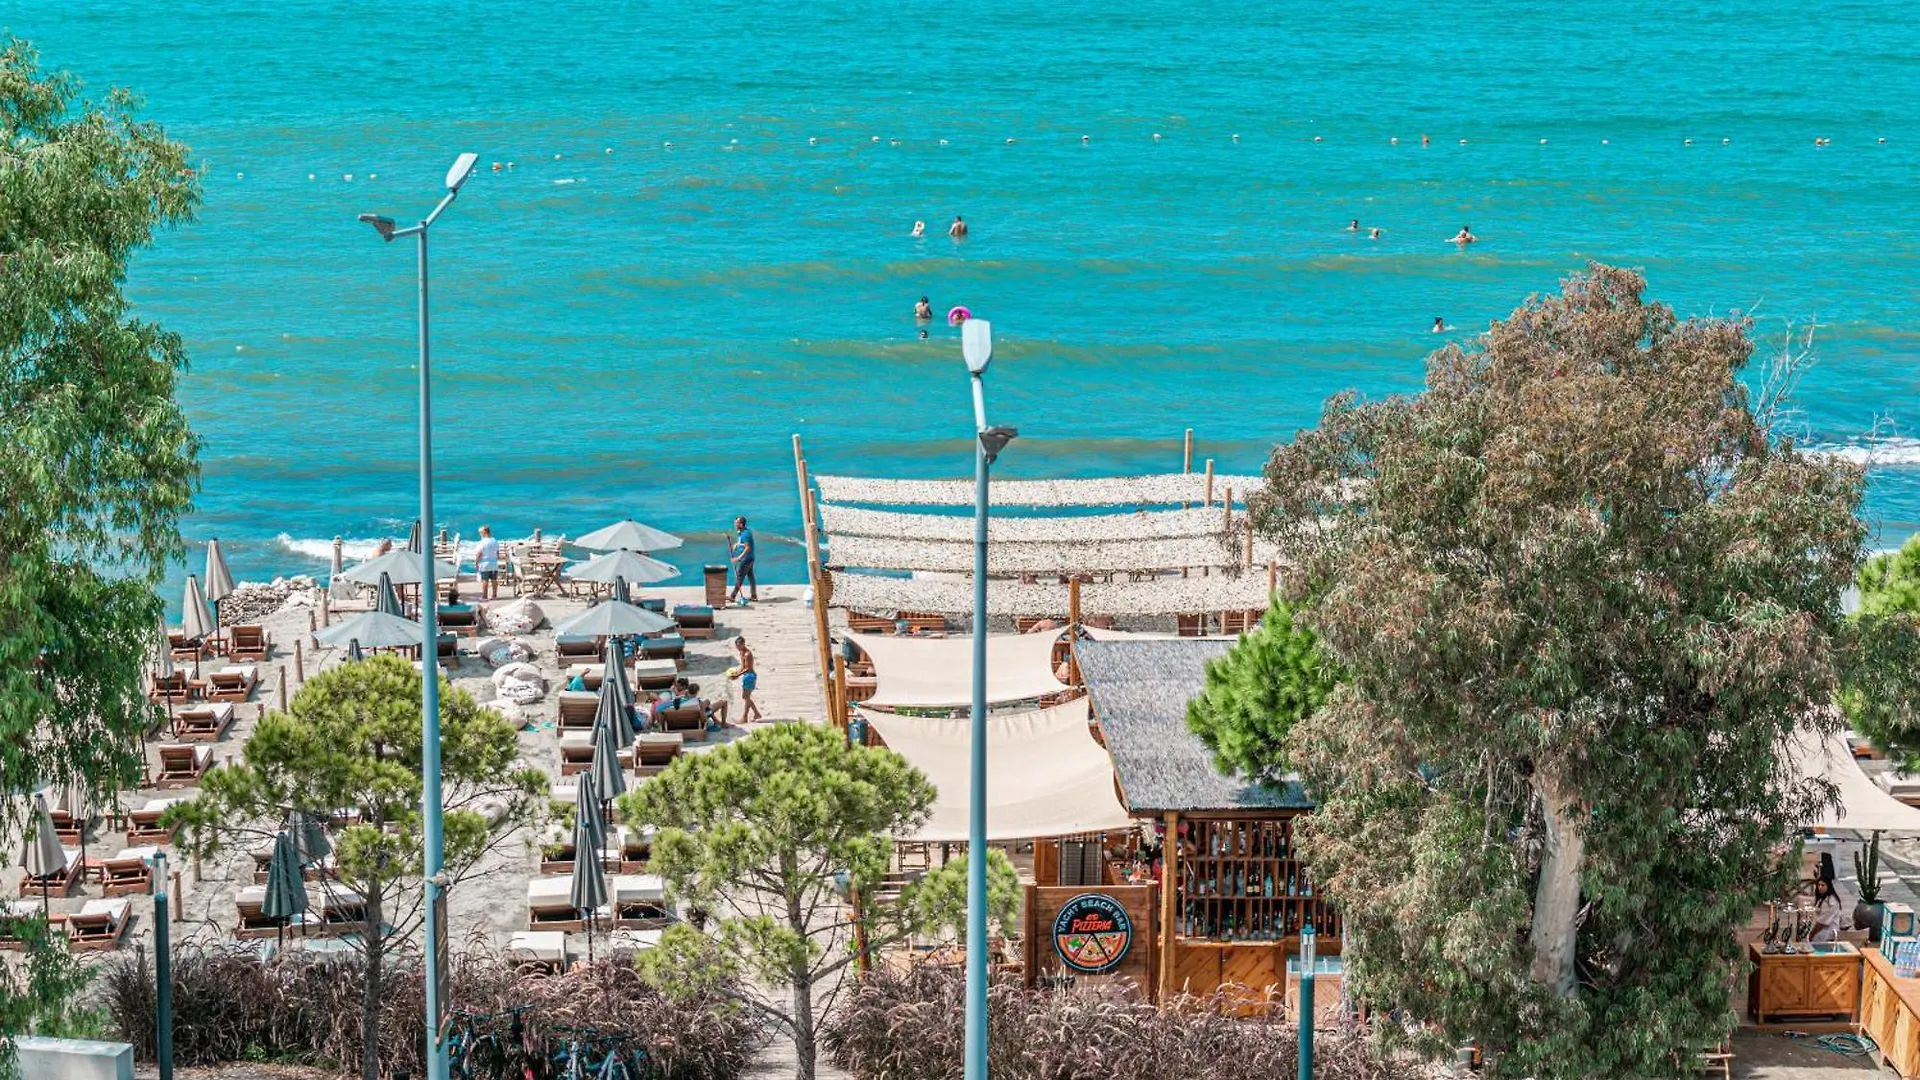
[521,555,566,597]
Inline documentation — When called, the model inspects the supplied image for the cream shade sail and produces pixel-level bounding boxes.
[1797,726,1920,832]
[854,630,1068,708]
[860,697,1134,841]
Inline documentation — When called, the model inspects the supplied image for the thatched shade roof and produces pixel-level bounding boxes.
[830,571,1270,619]
[819,505,1237,543]
[826,533,1282,576]
[1076,639,1311,814]
[815,473,1262,508]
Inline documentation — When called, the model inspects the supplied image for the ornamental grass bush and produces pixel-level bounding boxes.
[823,963,1437,1080]
[103,942,763,1079]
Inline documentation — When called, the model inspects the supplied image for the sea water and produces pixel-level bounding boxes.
[12,0,1920,604]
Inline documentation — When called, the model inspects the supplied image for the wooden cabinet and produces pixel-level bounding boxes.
[1747,943,1860,1023]
[1862,949,1920,1077]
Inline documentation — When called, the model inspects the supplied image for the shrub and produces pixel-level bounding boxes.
[823,963,1436,1080]
[103,941,763,1079]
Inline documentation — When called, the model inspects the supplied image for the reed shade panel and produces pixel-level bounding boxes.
[814,472,1262,507]
[825,533,1280,575]
[819,505,1237,543]
[830,570,1271,618]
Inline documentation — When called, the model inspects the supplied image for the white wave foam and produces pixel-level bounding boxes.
[274,533,387,562]
[1806,437,1920,467]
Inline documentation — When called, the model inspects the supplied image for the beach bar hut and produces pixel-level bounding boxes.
[1076,638,1337,1007]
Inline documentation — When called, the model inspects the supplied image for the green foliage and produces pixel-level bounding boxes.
[1856,831,1883,905]
[168,655,544,1080]
[1251,264,1871,1079]
[0,35,200,851]
[1837,535,1920,768]
[1185,602,1341,785]
[0,912,95,1079]
[622,722,933,1080]
[900,850,1022,944]
[1855,535,1920,617]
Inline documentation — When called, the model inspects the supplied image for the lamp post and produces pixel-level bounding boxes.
[154,852,173,1080]
[358,150,478,1080]
[1298,921,1316,1080]
[962,318,1016,1080]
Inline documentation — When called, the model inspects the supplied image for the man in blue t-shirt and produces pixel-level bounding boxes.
[728,515,757,605]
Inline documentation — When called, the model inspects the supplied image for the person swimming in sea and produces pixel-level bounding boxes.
[1432,317,1446,333]
[1368,227,1383,239]
[1449,225,1478,244]
[948,215,968,239]
[911,220,925,238]
[915,296,933,321]
[1346,219,1360,231]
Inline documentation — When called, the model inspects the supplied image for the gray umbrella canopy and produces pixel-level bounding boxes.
[152,617,174,680]
[204,539,236,606]
[180,575,214,640]
[23,794,64,879]
[575,518,683,554]
[291,811,332,866]
[570,549,680,586]
[594,675,635,750]
[374,572,404,617]
[569,810,609,913]
[262,831,309,921]
[591,723,627,803]
[573,770,605,851]
[340,548,457,586]
[553,600,675,638]
[315,611,424,650]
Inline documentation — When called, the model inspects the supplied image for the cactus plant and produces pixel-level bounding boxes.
[1856,831,1884,904]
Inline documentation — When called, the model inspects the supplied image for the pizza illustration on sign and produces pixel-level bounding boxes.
[1052,893,1133,974]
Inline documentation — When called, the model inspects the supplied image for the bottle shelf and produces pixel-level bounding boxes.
[1172,817,1338,943]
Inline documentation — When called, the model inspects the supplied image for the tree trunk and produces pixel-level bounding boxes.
[361,886,383,1080]
[1528,771,1584,996]
[791,974,816,1080]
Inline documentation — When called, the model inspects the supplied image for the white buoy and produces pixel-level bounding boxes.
[605,147,612,154]
[1723,138,1731,145]
[871,136,880,143]
[1313,136,1322,143]
[236,172,244,179]
[368,173,377,179]
[1459,138,1468,145]
[938,139,948,146]
[342,173,351,181]
[1389,137,1398,145]
[809,137,818,145]
[1601,139,1610,145]
[1539,138,1547,144]
[1880,137,1888,144]
[1081,134,1089,144]
[1232,134,1240,142]
[1684,139,1693,146]
[554,153,562,159]
[1005,137,1015,145]
[1152,133,1162,142]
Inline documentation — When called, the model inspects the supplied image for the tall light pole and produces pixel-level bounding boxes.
[962,318,1016,1080]
[357,150,478,1080]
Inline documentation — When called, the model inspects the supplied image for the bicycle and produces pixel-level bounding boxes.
[446,1006,538,1080]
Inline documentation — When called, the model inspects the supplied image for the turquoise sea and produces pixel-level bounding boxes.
[12,1,1920,605]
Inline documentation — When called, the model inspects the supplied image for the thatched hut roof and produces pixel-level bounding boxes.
[830,571,1270,619]
[815,473,1262,508]
[819,505,1233,543]
[1077,639,1312,814]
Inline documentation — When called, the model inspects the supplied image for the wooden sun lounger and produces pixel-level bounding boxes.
[437,605,481,638]
[655,704,707,742]
[227,624,272,663]
[101,847,158,897]
[316,885,367,930]
[637,634,685,665]
[621,826,655,873]
[206,666,259,703]
[565,663,609,692]
[848,611,948,634]
[557,730,634,776]
[149,670,192,706]
[633,732,683,777]
[556,635,601,663]
[66,898,132,952]
[632,659,677,691]
[234,884,318,939]
[155,744,214,788]
[556,691,599,730]
[174,702,235,742]
[611,874,671,927]
[48,807,88,846]
[168,632,205,662]
[0,901,55,950]
[126,798,182,845]
[506,930,568,972]
[671,605,715,639]
[526,877,592,932]
[19,849,81,899]
[844,675,877,703]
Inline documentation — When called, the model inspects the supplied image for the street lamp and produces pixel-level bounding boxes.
[357,149,477,1080]
[963,317,1014,1080]
[1298,921,1317,1080]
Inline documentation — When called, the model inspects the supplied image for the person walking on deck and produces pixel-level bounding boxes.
[473,525,501,600]
[728,516,757,604]
[732,636,762,723]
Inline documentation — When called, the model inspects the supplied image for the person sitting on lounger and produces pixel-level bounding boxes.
[652,677,730,728]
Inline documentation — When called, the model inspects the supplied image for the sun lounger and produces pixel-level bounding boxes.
[66,898,132,952]
[228,624,273,663]
[149,669,192,706]
[565,663,609,691]
[1882,772,1920,807]
[0,900,55,950]
[611,874,670,927]
[556,634,601,663]
[206,665,259,703]
[633,732,683,777]
[655,705,707,742]
[637,634,685,665]
[235,883,312,938]
[632,658,677,691]
[168,631,205,662]
[100,847,158,897]
[174,702,236,742]
[1219,609,1263,635]
[672,605,716,640]
[155,744,215,788]
[126,798,182,845]
[555,691,599,730]
[19,848,81,898]
[438,605,481,637]
[527,877,593,931]
[506,930,569,972]
[437,633,458,659]
[638,597,667,613]
[844,674,877,703]
[316,883,367,930]
[619,825,655,872]
[47,807,88,846]
[608,927,664,955]
[558,730,633,776]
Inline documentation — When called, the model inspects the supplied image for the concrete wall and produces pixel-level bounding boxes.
[13,1036,134,1080]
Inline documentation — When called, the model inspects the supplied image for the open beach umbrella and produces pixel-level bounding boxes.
[374,572,404,617]
[262,830,309,946]
[570,549,679,586]
[339,548,457,587]
[594,674,635,750]
[315,611,424,650]
[569,807,609,960]
[591,724,627,804]
[204,539,236,627]
[553,599,675,638]
[291,811,332,867]
[23,794,65,915]
[574,518,682,553]
[180,574,214,642]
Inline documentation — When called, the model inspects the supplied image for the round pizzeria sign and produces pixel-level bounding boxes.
[1052,893,1133,974]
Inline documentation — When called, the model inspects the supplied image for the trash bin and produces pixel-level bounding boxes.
[704,565,728,607]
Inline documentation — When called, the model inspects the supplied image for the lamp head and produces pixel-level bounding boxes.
[979,425,1018,464]
[961,318,993,374]
[445,152,480,193]
[358,213,398,241]
[1301,919,1316,966]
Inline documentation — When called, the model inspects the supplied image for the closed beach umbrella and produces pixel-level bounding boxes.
[594,674,634,750]
[574,518,682,553]
[339,548,457,586]
[262,831,309,945]
[591,723,627,804]
[328,539,356,601]
[151,617,174,681]
[374,572,404,617]
[571,549,679,586]
[553,599,674,638]
[291,811,332,867]
[204,538,236,622]
[573,770,605,852]
[23,794,65,913]
[407,519,423,554]
[569,808,609,958]
[347,639,366,663]
[601,635,634,715]
[180,574,213,642]
[315,611,424,650]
